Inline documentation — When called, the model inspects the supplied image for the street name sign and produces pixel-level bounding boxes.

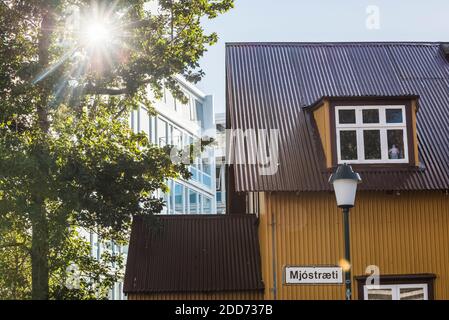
[284,266,343,284]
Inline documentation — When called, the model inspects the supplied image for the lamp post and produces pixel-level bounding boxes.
[329,164,362,301]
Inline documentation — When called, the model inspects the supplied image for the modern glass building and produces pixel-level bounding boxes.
[85,77,217,300]
[130,76,217,215]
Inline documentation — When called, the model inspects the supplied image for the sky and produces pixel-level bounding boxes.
[196,0,449,113]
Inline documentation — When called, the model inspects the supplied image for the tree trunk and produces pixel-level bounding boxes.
[30,8,54,300]
[31,206,49,300]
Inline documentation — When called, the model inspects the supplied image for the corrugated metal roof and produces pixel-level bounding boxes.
[123,215,264,294]
[226,42,449,192]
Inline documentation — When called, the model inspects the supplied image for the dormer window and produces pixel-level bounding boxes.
[335,105,408,164]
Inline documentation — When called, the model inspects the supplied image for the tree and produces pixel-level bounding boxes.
[1,221,123,300]
[0,0,233,299]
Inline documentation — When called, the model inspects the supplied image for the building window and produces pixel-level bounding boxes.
[216,167,222,191]
[335,105,408,164]
[189,189,199,214]
[364,284,428,300]
[194,100,204,125]
[173,127,182,148]
[356,274,435,300]
[177,92,191,120]
[203,197,212,214]
[139,107,150,137]
[174,183,184,214]
[157,118,167,146]
[201,157,212,188]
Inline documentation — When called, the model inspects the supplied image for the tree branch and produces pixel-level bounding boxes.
[84,85,130,96]
[0,241,29,251]
[83,77,153,96]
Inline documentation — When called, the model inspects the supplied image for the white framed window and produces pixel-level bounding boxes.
[364,283,428,300]
[335,105,408,164]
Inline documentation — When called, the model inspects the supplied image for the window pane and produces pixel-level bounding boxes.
[338,109,356,124]
[387,130,405,159]
[189,190,198,214]
[340,131,358,160]
[363,130,381,160]
[177,92,190,119]
[216,167,222,191]
[196,101,204,125]
[202,174,212,188]
[203,197,212,214]
[149,116,156,143]
[202,158,212,175]
[139,108,150,136]
[131,110,138,133]
[174,183,184,214]
[157,118,167,146]
[173,128,182,148]
[167,125,173,145]
[190,166,199,181]
[367,288,393,300]
[400,287,425,300]
[386,109,403,123]
[198,194,203,212]
[362,109,379,123]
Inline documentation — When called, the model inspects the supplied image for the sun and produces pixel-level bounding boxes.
[81,20,115,49]
[33,1,128,85]
[85,22,112,45]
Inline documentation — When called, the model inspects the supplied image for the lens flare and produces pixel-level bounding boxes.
[85,22,112,45]
[338,258,351,272]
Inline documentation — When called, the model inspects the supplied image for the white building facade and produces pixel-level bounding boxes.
[85,78,217,300]
[130,76,217,215]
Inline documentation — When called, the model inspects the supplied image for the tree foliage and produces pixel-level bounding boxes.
[0,0,233,299]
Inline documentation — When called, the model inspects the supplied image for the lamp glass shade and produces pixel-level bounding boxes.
[333,179,358,207]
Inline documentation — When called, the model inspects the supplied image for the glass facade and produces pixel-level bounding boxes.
[130,101,216,216]
[161,179,213,215]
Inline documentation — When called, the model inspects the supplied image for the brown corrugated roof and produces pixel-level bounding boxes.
[123,215,264,294]
[226,42,449,192]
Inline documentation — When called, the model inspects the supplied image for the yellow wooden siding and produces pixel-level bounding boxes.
[312,100,332,168]
[259,191,449,300]
[127,291,264,300]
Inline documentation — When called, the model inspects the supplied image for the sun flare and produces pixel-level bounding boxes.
[81,20,115,49]
[85,22,112,45]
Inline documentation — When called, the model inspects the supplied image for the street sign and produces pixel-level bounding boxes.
[284,266,343,284]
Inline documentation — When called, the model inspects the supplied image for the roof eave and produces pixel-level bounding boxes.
[306,95,421,111]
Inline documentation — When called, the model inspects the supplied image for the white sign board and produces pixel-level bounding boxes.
[284,266,343,284]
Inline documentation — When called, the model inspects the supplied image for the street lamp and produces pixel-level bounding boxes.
[329,164,362,301]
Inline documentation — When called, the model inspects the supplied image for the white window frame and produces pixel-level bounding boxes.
[335,105,409,164]
[363,283,428,300]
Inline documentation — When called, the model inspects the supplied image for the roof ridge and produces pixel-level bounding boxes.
[226,41,447,47]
